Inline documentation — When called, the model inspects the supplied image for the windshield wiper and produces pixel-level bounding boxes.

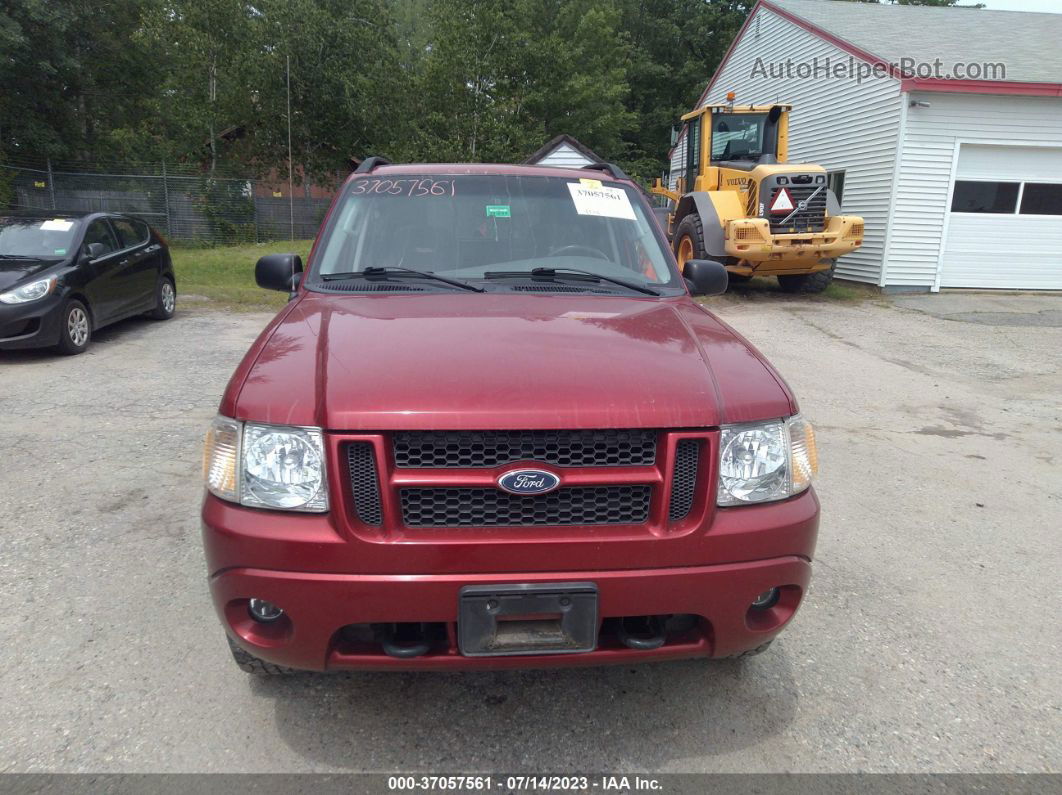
[484,267,660,296]
[322,267,483,293]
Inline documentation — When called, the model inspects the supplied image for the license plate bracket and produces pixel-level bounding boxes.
[458,582,598,657]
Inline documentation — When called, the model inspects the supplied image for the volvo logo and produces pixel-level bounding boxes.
[497,468,561,495]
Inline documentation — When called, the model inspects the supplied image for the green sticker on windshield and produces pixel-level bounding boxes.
[485,205,511,218]
[54,248,67,255]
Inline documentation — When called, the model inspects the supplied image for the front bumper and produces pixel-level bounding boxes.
[0,294,64,350]
[724,215,863,272]
[211,556,812,671]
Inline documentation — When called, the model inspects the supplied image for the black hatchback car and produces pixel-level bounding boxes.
[0,211,175,354]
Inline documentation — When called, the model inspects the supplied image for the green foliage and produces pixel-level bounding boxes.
[0,0,754,179]
[0,0,163,163]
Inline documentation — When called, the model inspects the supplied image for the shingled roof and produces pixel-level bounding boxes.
[772,0,1062,86]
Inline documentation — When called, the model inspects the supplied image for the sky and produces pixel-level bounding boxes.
[976,0,1062,12]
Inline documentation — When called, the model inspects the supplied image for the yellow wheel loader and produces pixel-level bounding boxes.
[652,99,863,293]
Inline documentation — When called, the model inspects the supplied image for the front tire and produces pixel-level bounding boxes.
[56,299,91,355]
[226,636,297,675]
[672,213,708,270]
[149,276,176,320]
[777,261,835,294]
[719,639,774,660]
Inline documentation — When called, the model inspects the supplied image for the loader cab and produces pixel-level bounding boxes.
[680,104,790,189]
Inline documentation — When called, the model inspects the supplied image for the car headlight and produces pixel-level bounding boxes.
[0,276,56,304]
[717,415,818,506]
[202,417,329,512]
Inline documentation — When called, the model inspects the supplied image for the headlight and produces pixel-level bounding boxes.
[0,276,56,304]
[202,417,329,513]
[717,415,817,506]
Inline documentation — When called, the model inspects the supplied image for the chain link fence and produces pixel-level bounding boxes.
[0,158,339,245]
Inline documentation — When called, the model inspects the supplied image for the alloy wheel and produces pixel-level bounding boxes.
[67,306,89,347]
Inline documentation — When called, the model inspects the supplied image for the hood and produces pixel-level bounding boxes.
[0,257,60,292]
[227,292,796,431]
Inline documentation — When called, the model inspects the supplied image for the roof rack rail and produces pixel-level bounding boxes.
[581,162,630,181]
[355,155,392,174]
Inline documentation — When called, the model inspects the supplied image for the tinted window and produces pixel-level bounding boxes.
[112,218,147,249]
[83,220,118,255]
[0,217,80,258]
[951,181,1019,214]
[1019,183,1062,216]
[685,118,700,189]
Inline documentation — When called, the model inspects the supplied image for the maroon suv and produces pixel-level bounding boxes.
[202,160,819,673]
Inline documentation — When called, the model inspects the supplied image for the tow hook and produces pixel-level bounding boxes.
[617,615,667,650]
[376,622,432,659]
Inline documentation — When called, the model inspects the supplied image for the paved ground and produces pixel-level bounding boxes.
[0,291,1059,773]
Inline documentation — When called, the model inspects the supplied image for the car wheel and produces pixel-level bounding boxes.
[150,277,176,320]
[718,639,774,660]
[56,299,91,355]
[226,636,297,675]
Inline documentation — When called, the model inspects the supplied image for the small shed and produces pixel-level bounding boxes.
[524,135,604,169]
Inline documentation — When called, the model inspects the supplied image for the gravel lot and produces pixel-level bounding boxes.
[1,291,1059,773]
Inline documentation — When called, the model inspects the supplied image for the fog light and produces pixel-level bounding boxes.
[248,598,284,623]
[751,588,779,610]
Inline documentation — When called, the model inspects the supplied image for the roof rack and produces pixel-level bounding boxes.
[580,162,630,181]
[355,155,392,174]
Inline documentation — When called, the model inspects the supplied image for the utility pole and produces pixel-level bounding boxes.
[161,159,171,237]
[286,54,295,242]
[46,158,56,210]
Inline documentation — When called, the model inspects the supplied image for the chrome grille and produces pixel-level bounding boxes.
[392,430,658,468]
[400,485,652,527]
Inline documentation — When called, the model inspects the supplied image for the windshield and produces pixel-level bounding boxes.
[711,113,767,161]
[0,217,80,258]
[312,174,680,290]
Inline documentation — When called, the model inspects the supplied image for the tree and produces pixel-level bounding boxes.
[409,0,634,165]
[617,0,750,180]
[244,0,407,178]
[0,0,163,164]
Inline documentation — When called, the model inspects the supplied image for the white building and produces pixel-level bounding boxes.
[669,0,1062,291]
[525,135,603,169]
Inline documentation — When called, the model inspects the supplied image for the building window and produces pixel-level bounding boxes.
[1019,183,1062,216]
[827,170,846,203]
[950,181,1020,214]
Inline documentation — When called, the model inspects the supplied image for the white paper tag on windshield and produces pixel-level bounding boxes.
[567,183,636,220]
[40,219,74,231]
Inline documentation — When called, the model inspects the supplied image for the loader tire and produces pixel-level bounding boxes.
[777,260,835,294]
[672,213,708,269]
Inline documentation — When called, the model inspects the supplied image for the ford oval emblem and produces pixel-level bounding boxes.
[497,468,561,495]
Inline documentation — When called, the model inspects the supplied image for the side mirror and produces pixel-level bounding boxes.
[83,242,108,261]
[683,259,729,296]
[256,253,303,292]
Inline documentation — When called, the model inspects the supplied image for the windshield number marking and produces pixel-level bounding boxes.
[351,178,456,198]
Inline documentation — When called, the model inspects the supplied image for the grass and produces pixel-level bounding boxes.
[701,275,881,306]
[172,240,880,311]
[171,239,314,311]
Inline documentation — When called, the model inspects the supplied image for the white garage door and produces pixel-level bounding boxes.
[940,144,1062,290]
